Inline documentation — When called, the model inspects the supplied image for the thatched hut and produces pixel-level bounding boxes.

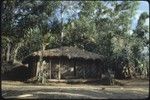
[22,46,104,80]
[2,62,29,81]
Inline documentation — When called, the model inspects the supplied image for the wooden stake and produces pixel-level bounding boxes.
[49,60,51,79]
[36,62,40,77]
[74,60,76,77]
[58,58,61,80]
[84,65,85,79]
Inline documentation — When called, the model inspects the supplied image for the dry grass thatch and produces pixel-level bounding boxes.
[22,46,104,64]
[2,62,23,74]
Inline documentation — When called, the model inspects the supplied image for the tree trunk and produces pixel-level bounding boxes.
[38,44,46,73]
[134,59,138,69]
[37,43,46,83]
[13,43,22,63]
[41,44,46,71]
[6,42,11,62]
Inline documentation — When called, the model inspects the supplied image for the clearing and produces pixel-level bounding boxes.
[1,79,149,99]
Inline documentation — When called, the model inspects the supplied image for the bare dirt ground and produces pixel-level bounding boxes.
[1,79,149,99]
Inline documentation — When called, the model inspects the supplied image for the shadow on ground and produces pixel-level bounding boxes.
[2,86,149,99]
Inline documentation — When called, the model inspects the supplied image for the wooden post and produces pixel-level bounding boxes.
[36,62,40,77]
[74,60,76,77]
[33,61,37,77]
[83,61,86,79]
[58,58,61,80]
[49,60,51,79]
[28,61,35,78]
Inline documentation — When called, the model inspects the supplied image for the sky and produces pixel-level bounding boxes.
[131,1,149,29]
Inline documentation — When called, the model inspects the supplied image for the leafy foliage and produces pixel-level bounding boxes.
[2,1,149,80]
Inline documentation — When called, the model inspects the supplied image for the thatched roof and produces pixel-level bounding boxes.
[2,62,25,74]
[22,46,104,64]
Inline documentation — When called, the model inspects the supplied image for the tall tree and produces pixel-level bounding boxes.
[2,0,16,62]
[131,12,149,76]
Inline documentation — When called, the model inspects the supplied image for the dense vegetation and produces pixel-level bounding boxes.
[2,1,149,80]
